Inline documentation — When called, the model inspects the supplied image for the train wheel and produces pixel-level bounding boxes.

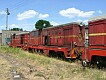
[82,60,88,67]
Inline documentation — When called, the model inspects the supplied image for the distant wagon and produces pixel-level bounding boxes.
[10,32,29,49]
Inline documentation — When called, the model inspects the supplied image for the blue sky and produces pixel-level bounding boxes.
[0,0,106,32]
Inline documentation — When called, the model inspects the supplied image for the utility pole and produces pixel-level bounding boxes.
[6,8,10,30]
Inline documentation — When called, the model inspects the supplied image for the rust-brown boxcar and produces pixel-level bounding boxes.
[82,15,106,67]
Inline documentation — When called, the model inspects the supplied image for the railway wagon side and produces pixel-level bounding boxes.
[82,15,106,67]
[10,32,29,49]
[28,22,85,59]
[10,34,21,48]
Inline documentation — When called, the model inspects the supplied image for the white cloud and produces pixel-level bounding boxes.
[9,23,35,31]
[38,14,49,19]
[83,20,88,23]
[98,10,102,14]
[10,24,18,28]
[0,11,6,15]
[59,8,95,18]
[17,10,50,20]
[0,25,5,32]
[50,21,59,26]
[17,10,38,20]
[77,19,83,22]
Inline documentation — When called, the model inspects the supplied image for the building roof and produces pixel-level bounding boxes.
[16,31,29,35]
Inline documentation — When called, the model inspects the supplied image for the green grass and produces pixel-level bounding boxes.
[0,46,22,54]
[0,46,51,65]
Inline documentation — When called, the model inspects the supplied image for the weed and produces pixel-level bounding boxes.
[34,72,45,77]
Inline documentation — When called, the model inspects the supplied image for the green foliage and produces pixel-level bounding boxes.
[35,20,52,29]
[10,28,23,31]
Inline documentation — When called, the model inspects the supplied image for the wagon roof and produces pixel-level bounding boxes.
[54,22,81,27]
[89,14,106,22]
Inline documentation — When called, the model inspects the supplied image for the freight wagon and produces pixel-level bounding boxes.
[10,32,29,49]
[82,15,106,68]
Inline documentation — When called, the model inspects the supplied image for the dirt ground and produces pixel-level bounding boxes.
[0,52,106,80]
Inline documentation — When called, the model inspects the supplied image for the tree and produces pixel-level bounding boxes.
[10,28,23,31]
[35,20,52,30]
